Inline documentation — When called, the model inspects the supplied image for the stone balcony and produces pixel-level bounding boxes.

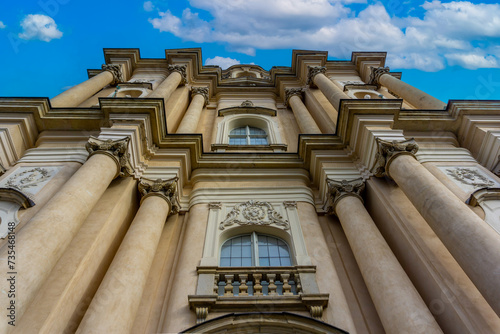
[188,266,329,323]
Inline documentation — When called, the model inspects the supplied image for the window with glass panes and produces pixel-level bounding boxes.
[220,233,292,267]
[228,126,268,145]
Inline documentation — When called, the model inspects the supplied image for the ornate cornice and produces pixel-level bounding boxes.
[369,66,390,86]
[168,64,188,85]
[220,200,289,230]
[85,136,134,179]
[326,178,365,215]
[372,138,419,178]
[101,64,123,85]
[138,177,179,214]
[284,87,304,106]
[191,86,209,106]
[307,66,326,87]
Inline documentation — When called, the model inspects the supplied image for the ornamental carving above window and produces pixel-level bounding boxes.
[220,200,289,230]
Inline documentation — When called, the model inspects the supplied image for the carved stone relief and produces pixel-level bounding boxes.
[220,200,289,230]
[0,166,60,197]
[438,166,499,194]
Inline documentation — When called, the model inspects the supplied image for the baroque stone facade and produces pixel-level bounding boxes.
[0,48,500,333]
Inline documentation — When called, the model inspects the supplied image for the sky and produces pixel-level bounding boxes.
[1,0,500,102]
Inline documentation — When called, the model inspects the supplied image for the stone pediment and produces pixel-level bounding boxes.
[219,200,289,230]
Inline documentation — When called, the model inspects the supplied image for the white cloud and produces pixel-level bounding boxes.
[149,0,500,71]
[445,52,499,69]
[205,56,241,69]
[0,21,6,29]
[143,1,154,12]
[18,14,62,42]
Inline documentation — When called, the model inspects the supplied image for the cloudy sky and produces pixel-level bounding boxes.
[1,0,499,101]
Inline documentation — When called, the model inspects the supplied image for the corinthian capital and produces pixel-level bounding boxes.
[284,87,304,106]
[326,178,365,215]
[369,67,390,86]
[138,177,179,214]
[307,66,326,87]
[101,64,123,85]
[372,138,419,178]
[191,86,209,106]
[85,136,134,178]
[168,64,188,85]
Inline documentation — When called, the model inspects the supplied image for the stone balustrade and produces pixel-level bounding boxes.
[214,267,302,297]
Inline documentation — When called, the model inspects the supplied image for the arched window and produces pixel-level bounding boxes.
[220,232,292,267]
[228,126,268,146]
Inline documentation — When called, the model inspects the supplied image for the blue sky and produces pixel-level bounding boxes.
[1,0,499,102]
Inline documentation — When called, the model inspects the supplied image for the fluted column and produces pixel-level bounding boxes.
[148,65,187,101]
[374,138,500,316]
[327,178,442,334]
[77,177,178,334]
[0,137,133,333]
[176,86,209,133]
[307,66,350,111]
[370,67,446,109]
[50,64,122,108]
[284,88,321,134]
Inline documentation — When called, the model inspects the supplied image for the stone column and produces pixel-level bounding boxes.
[284,88,322,134]
[76,177,178,334]
[0,137,132,334]
[307,66,350,111]
[148,65,187,101]
[50,64,122,108]
[374,138,500,316]
[370,67,446,110]
[327,178,442,334]
[176,86,209,133]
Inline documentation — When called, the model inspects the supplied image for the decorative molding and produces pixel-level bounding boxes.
[85,136,134,178]
[220,200,289,230]
[0,188,35,239]
[101,64,123,85]
[0,163,5,176]
[372,138,419,178]
[446,167,495,189]
[0,166,60,197]
[284,87,304,106]
[326,178,365,215]
[369,66,390,86]
[138,177,179,214]
[191,86,209,106]
[283,201,297,208]
[307,66,326,86]
[240,100,254,107]
[168,64,188,85]
[208,202,222,210]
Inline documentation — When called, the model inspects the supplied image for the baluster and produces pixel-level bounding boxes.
[253,273,263,296]
[295,273,302,294]
[214,274,221,296]
[224,274,234,296]
[281,273,292,295]
[239,274,249,296]
[268,273,277,295]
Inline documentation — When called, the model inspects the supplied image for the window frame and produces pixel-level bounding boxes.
[219,232,293,267]
[228,126,269,146]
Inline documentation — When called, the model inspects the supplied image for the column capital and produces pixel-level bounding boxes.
[369,66,390,86]
[191,86,209,106]
[168,64,188,85]
[307,66,326,87]
[372,138,419,178]
[101,64,123,85]
[326,178,365,215]
[138,177,179,214]
[284,87,304,106]
[85,136,134,178]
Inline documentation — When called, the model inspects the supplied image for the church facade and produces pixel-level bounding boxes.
[0,48,500,333]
